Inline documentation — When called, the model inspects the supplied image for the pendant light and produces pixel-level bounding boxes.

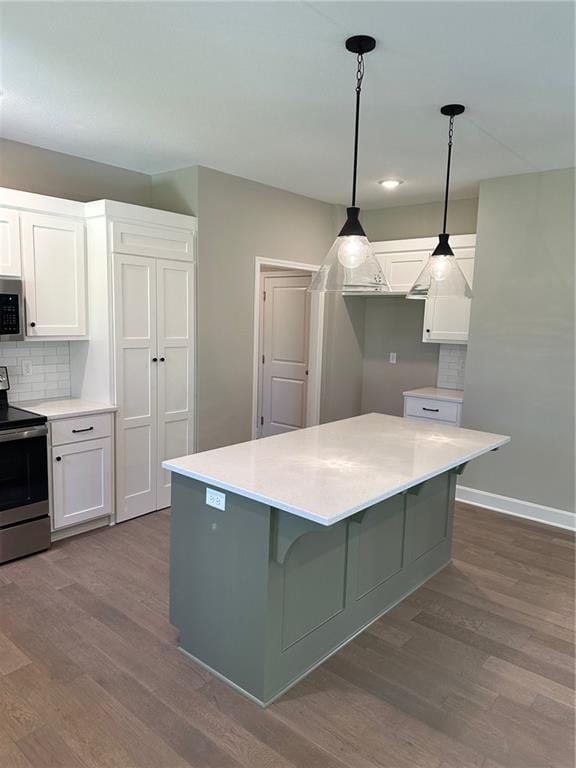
[309,36,389,294]
[406,105,472,300]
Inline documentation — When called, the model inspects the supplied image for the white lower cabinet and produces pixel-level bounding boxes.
[50,414,113,530]
[403,392,462,427]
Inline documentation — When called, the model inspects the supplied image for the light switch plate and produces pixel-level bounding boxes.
[206,488,226,511]
[389,352,397,364]
[22,359,33,377]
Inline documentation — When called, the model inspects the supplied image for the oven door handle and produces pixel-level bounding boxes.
[0,424,48,442]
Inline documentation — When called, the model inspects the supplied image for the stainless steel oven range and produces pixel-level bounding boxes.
[0,366,50,564]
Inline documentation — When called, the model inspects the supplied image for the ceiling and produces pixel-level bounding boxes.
[0,2,573,208]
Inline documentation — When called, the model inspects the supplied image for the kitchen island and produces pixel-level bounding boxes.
[163,413,509,706]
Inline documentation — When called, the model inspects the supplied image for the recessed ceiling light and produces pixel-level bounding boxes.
[378,179,404,190]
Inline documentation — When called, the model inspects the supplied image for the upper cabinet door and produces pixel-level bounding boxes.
[112,221,194,261]
[0,208,22,277]
[21,213,87,337]
[373,237,437,293]
[156,258,194,510]
[423,245,476,344]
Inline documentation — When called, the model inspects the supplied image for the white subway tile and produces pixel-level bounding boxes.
[0,341,71,403]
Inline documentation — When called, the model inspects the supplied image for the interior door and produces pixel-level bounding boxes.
[260,274,311,437]
[20,213,87,336]
[114,253,158,522]
[156,258,194,509]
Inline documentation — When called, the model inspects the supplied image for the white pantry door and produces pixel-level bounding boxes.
[156,258,194,510]
[114,253,158,522]
[260,274,311,437]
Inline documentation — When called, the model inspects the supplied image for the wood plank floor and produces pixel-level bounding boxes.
[0,504,573,768]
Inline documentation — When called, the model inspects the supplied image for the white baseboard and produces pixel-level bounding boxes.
[51,515,111,541]
[456,485,575,532]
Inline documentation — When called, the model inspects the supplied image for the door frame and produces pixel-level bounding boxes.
[251,257,325,439]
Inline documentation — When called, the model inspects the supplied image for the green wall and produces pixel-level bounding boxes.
[462,169,575,513]
[152,166,365,451]
[0,138,152,205]
[359,198,478,416]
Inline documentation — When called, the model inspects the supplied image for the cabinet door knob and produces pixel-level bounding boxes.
[426,328,430,333]
[55,456,62,462]
[30,322,36,328]
[152,357,158,362]
[160,357,165,362]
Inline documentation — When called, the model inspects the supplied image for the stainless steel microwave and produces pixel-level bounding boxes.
[0,278,24,341]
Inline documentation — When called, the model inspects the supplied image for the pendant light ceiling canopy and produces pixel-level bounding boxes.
[309,36,389,294]
[406,104,473,300]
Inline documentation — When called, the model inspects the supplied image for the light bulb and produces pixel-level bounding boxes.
[429,255,452,282]
[337,236,371,269]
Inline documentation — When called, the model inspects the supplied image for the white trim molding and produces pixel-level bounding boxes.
[456,485,576,532]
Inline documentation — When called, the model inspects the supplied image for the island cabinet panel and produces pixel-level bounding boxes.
[170,475,272,698]
[352,495,405,599]
[170,470,458,706]
[281,522,347,649]
[404,473,451,565]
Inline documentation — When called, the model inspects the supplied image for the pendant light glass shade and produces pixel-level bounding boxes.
[406,104,472,301]
[310,35,389,295]
[309,207,389,293]
[406,234,472,299]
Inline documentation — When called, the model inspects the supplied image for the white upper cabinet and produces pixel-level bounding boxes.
[373,238,433,294]
[422,247,475,344]
[21,212,88,337]
[0,208,22,277]
[372,234,476,344]
[112,220,194,260]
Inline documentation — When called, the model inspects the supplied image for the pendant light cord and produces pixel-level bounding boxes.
[351,53,365,208]
[442,115,455,234]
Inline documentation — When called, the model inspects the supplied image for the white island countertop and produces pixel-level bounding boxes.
[163,414,509,526]
[20,398,117,420]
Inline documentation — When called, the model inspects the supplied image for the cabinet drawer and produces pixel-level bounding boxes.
[404,397,459,424]
[112,221,193,260]
[51,413,112,446]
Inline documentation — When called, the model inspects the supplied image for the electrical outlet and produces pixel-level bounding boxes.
[388,352,397,364]
[206,488,226,511]
[22,359,33,377]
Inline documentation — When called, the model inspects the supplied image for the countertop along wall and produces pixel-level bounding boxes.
[359,198,478,416]
[152,165,365,451]
[461,169,575,516]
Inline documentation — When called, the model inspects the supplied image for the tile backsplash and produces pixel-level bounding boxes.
[0,341,71,402]
[437,344,467,390]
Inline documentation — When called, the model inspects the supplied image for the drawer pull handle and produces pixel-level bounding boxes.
[422,407,440,412]
[72,426,94,433]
